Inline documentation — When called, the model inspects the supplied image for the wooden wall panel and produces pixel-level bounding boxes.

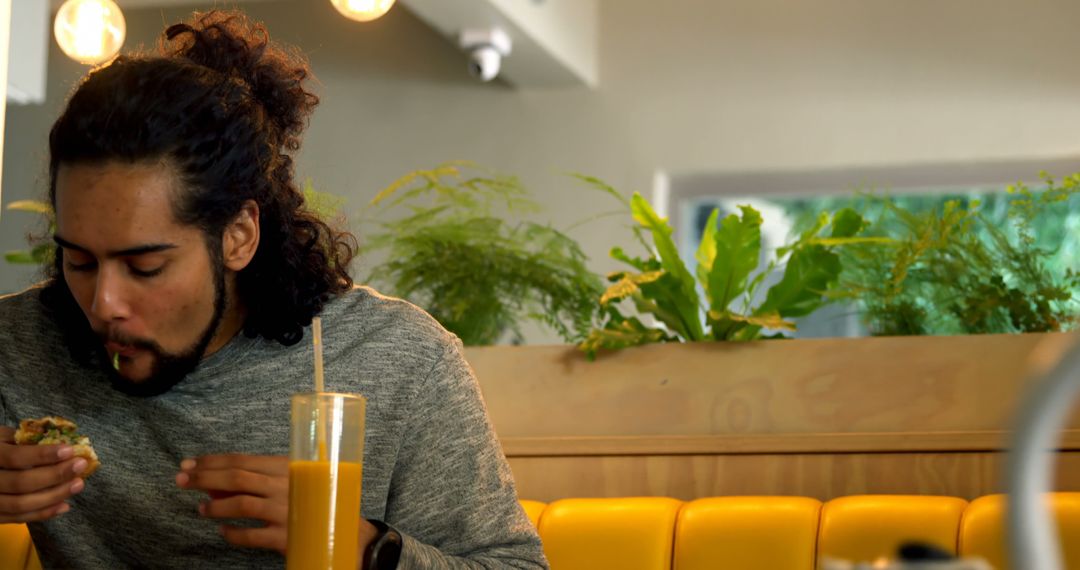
[468,334,1080,439]
[466,334,1080,500]
[508,452,1080,503]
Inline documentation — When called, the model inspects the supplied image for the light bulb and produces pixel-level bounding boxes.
[54,0,126,65]
[330,0,397,23]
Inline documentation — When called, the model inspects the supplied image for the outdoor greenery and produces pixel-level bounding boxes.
[832,173,1080,335]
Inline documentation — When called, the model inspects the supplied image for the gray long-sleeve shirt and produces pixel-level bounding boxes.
[0,285,548,569]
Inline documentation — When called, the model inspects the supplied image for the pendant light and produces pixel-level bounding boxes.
[330,0,397,23]
[53,0,126,65]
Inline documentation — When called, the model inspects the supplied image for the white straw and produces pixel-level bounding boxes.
[313,317,325,393]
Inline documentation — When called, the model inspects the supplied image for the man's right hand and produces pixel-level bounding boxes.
[0,426,88,523]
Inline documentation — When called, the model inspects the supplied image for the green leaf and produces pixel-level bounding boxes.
[703,206,762,313]
[724,311,796,331]
[6,200,51,215]
[629,193,704,339]
[600,270,664,304]
[610,246,653,272]
[807,236,894,247]
[569,173,629,207]
[830,208,866,238]
[363,163,604,346]
[704,310,749,341]
[370,164,464,206]
[628,287,693,339]
[695,209,719,287]
[757,245,842,318]
[578,306,671,357]
[706,310,795,341]
[302,180,346,220]
[4,251,39,264]
[29,243,55,263]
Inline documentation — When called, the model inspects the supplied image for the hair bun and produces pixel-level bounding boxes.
[162,11,317,151]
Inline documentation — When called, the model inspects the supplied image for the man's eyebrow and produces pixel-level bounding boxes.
[53,235,179,257]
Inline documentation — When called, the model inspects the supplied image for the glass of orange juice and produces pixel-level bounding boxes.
[286,392,366,570]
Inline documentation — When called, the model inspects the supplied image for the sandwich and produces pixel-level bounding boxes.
[15,416,100,477]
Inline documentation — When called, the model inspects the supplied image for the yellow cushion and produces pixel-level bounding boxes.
[519,499,546,528]
[674,496,820,570]
[538,497,683,570]
[0,524,40,570]
[959,493,1080,570]
[818,495,967,564]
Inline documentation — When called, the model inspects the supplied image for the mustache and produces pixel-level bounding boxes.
[95,329,160,352]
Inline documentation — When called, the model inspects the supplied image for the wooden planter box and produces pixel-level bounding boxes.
[465,333,1080,502]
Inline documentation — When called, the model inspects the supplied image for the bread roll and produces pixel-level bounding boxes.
[15,416,100,477]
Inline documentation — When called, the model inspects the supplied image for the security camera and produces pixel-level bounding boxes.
[468,46,503,82]
[459,28,512,82]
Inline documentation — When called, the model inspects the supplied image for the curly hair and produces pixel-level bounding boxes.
[43,10,357,347]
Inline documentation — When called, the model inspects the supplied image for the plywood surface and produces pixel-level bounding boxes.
[508,452,1080,503]
[467,334,1080,439]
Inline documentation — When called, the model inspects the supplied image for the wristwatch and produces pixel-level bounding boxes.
[363,519,403,570]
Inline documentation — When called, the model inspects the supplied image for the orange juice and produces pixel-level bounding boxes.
[286,460,363,570]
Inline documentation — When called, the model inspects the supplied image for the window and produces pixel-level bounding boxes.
[662,157,1080,338]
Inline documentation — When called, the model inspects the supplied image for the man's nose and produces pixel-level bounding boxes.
[90,265,132,322]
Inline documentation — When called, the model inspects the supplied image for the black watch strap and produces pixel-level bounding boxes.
[363,519,403,570]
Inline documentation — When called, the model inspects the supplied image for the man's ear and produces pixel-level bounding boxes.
[222,200,260,272]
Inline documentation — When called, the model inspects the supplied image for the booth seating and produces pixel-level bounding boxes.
[523,493,1080,570]
[2,493,1078,569]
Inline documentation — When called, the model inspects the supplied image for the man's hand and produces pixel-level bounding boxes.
[176,454,292,553]
[176,454,380,559]
[0,426,88,523]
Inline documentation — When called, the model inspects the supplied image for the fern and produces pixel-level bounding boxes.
[362,163,603,346]
[837,173,1080,335]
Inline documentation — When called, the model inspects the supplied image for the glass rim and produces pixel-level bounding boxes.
[291,391,366,402]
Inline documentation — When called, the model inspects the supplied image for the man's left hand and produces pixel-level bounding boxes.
[175,454,290,554]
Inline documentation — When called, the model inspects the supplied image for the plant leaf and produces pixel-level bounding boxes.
[721,310,796,331]
[704,205,762,313]
[756,245,842,318]
[6,200,51,215]
[600,270,665,304]
[4,251,39,264]
[569,173,629,207]
[808,236,894,247]
[830,207,866,238]
[694,209,719,289]
[610,246,654,272]
[370,164,462,206]
[629,193,704,339]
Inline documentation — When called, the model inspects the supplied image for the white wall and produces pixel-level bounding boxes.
[4,0,1080,342]
[486,0,598,85]
[0,0,10,215]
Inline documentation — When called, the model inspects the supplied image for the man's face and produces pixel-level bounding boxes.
[54,161,225,393]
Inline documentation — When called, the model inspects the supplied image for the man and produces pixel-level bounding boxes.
[0,10,547,569]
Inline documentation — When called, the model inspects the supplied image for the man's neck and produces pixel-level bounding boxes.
[204,299,247,358]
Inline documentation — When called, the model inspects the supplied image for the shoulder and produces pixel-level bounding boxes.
[319,286,464,381]
[0,285,53,337]
[0,284,74,376]
[325,285,453,344]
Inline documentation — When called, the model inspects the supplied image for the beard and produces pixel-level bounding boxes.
[97,259,228,398]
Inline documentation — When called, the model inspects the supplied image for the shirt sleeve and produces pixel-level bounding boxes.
[384,338,549,569]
